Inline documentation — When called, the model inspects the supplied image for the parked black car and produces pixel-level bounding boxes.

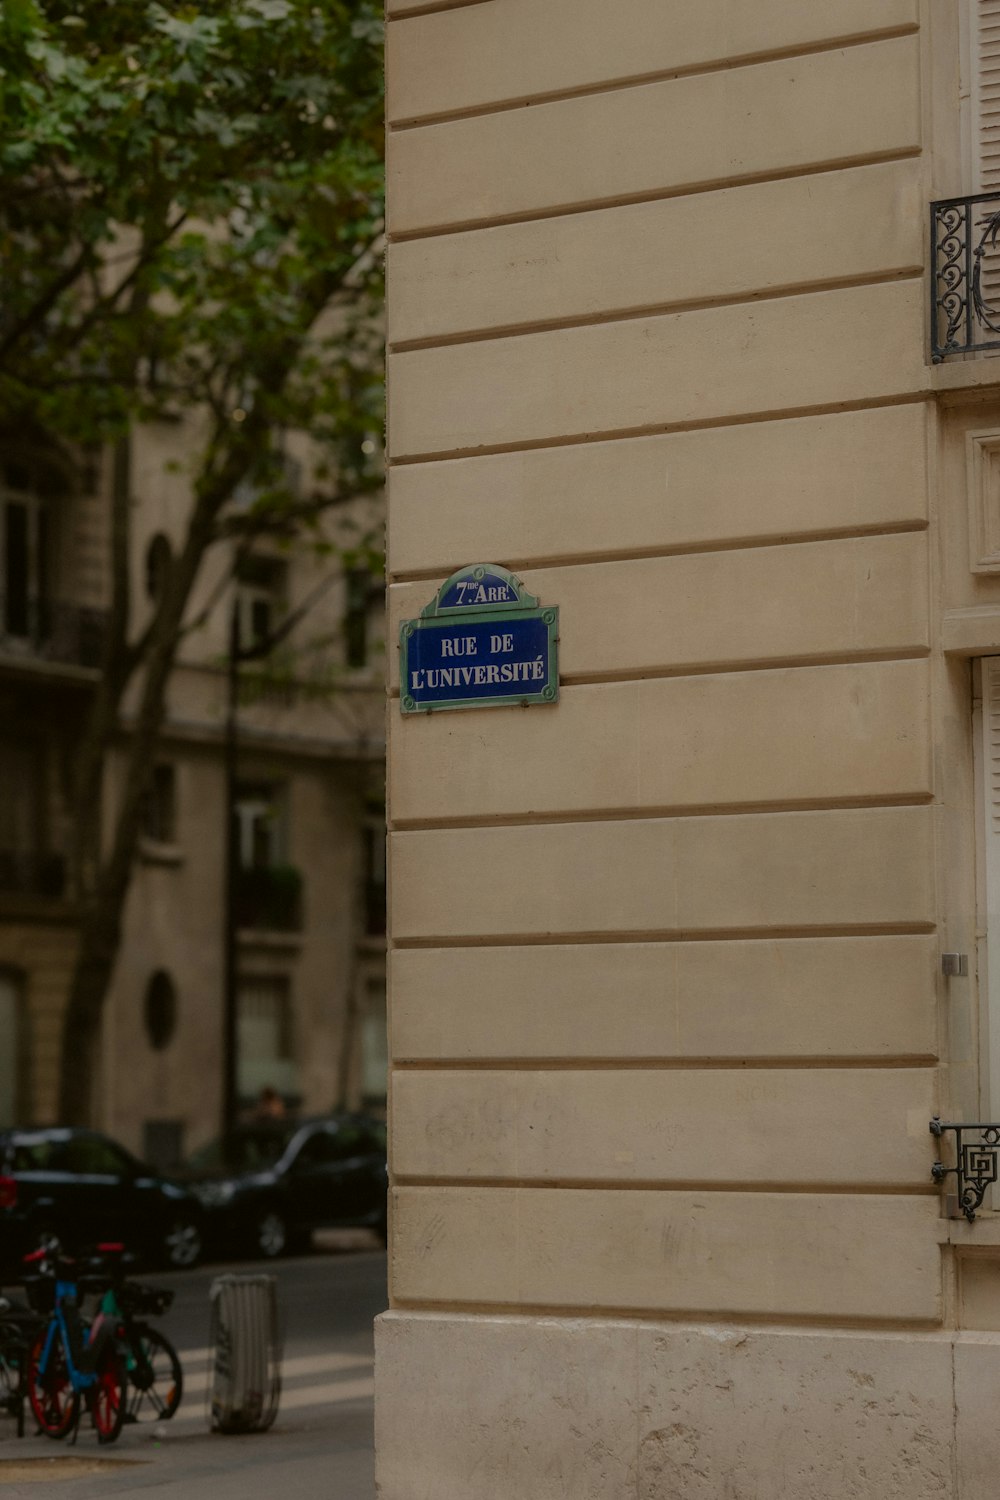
[179,1113,387,1258]
[0,1127,203,1272]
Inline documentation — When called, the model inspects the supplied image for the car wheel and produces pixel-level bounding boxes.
[162,1217,202,1269]
[253,1209,287,1259]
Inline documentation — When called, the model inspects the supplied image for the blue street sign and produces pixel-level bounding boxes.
[399,564,559,715]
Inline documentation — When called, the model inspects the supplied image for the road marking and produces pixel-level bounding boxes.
[166,1373,374,1425]
[177,1349,372,1390]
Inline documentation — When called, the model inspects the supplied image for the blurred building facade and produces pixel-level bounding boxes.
[380,2,1000,1496]
[0,421,386,1161]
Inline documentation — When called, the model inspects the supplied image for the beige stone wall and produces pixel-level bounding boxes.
[0,921,78,1122]
[380,0,1000,1492]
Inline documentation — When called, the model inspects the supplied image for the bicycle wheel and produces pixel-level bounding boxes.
[126,1323,182,1421]
[26,1330,78,1439]
[89,1345,125,1444]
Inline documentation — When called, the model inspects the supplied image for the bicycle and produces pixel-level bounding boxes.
[22,1248,126,1444]
[87,1245,182,1423]
[0,1292,42,1437]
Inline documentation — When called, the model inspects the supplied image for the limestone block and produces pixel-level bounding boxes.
[389,806,935,941]
[636,1323,955,1499]
[391,1066,936,1187]
[387,281,926,457]
[388,160,924,345]
[386,0,917,121]
[391,935,939,1062]
[387,404,930,577]
[375,1310,640,1500]
[390,660,933,822]
[388,533,930,686]
[387,36,920,232]
[954,1338,1000,1500]
[375,1312,961,1499]
[391,1187,943,1321]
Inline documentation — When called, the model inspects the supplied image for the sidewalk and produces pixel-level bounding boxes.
[0,1321,376,1498]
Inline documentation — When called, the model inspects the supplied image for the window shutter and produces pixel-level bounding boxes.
[977,658,1000,1117]
[973,2,1000,313]
[975,1,1000,189]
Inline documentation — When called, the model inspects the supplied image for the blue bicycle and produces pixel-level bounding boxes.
[22,1248,125,1443]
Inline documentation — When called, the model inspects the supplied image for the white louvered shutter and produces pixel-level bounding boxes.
[977,659,1000,1119]
[973,2,1000,317]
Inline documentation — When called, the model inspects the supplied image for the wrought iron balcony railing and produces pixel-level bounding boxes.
[931,192,1000,360]
[0,596,107,671]
[0,849,67,900]
[234,864,303,933]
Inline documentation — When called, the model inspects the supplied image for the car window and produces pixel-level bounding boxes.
[293,1130,341,1167]
[187,1125,295,1174]
[326,1121,375,1161]
[11,1138,59,1171]
[57,1136,134,1176]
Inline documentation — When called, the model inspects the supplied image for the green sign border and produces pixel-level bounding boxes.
[399,564,559,715]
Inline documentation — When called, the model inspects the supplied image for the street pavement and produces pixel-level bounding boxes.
[0,1235,387,1499]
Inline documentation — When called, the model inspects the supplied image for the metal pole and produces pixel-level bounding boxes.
[222,602,240,1136]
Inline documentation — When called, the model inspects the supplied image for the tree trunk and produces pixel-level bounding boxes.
[57,273,344,1122]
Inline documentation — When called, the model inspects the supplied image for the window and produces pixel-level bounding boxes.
[12,1137,58,1172]
[293,1129,341,1168]
[970,1,1000,310]
[145,533,172,603]
[58,1135,134,1176]
[141,764,177,845]
[0,973,24,1126]
[235,555,286,655]
[237,974,299,1103]
[0,739,43,862]
[362,804,386,936]
[360,978,387,1108]
[1,460,52,644]
[344,567,371,669]
[144,970,178,1051]
[0,738,61,896]
[234,782,285,869]
[143,1120,184,1172]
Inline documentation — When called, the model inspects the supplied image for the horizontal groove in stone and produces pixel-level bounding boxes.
[387,390,931,466]
[391,923,938,951]
[387,268,922,354]
[392,1175,937,1196]
[387,149,922,244]
[388,26,920,131]
[386,520,930,587]
[390,1055,939,1071]
[389,793,936,836]
[387,649,932,708]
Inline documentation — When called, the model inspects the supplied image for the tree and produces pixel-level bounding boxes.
[0,0,384,1121]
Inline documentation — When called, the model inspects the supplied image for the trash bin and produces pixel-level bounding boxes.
[208,1274,281,1433]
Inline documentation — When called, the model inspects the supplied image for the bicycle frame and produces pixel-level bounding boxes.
[34,1279,102,1396]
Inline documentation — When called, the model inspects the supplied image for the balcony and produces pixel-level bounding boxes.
[234,864,303,933]
[0,850,67,900]
[0,597,108,672]
[931,192,1000,361]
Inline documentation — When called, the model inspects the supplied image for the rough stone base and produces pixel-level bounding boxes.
[375,1311,1000,1499]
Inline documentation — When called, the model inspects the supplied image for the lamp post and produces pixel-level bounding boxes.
[221,601,241,1137]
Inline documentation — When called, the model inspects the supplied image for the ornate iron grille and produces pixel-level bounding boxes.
[930,1117,1000,1221]
[0,597,107,671]
[931,193,1000,360]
